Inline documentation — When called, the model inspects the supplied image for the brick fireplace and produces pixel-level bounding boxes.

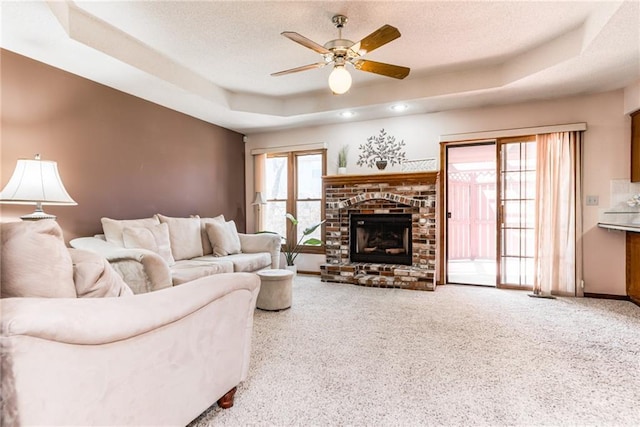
[320,171,438,291]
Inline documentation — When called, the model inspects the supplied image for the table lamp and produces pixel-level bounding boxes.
[0,154,77,220]
[252,191,267,231]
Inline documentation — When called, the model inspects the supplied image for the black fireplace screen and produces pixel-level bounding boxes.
[349,213,412,265]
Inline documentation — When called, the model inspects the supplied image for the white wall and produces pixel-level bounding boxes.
[623,80,640,114]
[245,89,631,296]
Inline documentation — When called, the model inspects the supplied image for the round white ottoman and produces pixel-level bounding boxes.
[256,269,294,311]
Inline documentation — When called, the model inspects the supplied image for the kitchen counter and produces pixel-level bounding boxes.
[598,206,640,305]
[598,222,640,232]
[598,208,640,232]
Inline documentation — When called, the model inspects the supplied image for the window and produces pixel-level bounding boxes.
[264,150,326,253]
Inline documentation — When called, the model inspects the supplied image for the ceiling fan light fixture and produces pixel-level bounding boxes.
[273,15,409,91]
[328,65,352,94]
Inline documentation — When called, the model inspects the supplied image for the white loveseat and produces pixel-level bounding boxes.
[70,214,281,294]
[1,220,260,425]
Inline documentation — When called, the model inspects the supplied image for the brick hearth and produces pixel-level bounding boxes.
[320,172,438,291]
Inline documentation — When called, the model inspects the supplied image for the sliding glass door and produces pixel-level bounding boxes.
[443,136,537,289]
[446,143,497,286]
[498,137,536,288]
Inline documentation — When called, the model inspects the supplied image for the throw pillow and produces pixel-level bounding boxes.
[0,220,76,298]
[69,249,134,297]
[226,220,242,253]
[156,214,204,261]
[193,214,225,255]
[205,220,242,257]
[101,217,160,247]
[122,223,175,265]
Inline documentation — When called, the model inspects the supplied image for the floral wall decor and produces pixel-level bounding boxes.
[356,128,406,170]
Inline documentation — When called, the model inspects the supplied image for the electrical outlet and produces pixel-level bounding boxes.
[586,195,599,206]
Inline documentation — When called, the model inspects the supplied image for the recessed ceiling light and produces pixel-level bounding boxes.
[340,111,355,118]
[390,104,408,112]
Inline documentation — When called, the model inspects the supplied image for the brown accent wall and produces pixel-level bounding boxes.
[0,49,246,242]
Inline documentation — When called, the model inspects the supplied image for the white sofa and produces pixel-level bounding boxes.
[1,220,260,426]
[70,214,281,294]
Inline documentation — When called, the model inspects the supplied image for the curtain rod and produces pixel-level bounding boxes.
[440,123,587,142]
[250,142,327,155]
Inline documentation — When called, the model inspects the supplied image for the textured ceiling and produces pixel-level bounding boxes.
[1,1,639,134]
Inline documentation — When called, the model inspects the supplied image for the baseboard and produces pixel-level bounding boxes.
[309,277,636,304]
[297,270,320,276]
[583,293,630,301]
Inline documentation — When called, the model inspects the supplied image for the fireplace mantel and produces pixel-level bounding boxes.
[323,171,438,186]
[321,171,439,291]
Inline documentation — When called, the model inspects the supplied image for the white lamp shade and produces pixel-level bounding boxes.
[328,66,352,94]
[0,158,77,205]
[252,191,267,205]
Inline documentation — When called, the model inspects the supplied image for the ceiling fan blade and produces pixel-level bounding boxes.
[352,59,410,79]
[281,32,331,55]
[271,62,327,77]
[351,25,401,55]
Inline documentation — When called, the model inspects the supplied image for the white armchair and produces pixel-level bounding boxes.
[1,219,260,425]
[1,273,260,425]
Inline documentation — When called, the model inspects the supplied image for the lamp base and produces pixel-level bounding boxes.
[528,292,556,299]
[21,204,56,221]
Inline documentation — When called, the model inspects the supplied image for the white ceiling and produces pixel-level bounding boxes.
[2,1,639,134]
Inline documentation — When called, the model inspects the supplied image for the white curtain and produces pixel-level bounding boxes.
[534,131,582,296]
[253,153,267,232]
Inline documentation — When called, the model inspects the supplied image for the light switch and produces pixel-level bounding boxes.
[586,195,599,206]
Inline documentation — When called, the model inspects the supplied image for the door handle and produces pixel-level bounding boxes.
[447,212,452,219]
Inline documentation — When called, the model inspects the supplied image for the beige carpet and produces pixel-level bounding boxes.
[191,275,640,426]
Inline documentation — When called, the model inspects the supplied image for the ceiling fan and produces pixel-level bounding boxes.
[271,15,410,94]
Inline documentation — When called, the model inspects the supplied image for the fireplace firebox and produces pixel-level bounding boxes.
[349,214,412,265]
